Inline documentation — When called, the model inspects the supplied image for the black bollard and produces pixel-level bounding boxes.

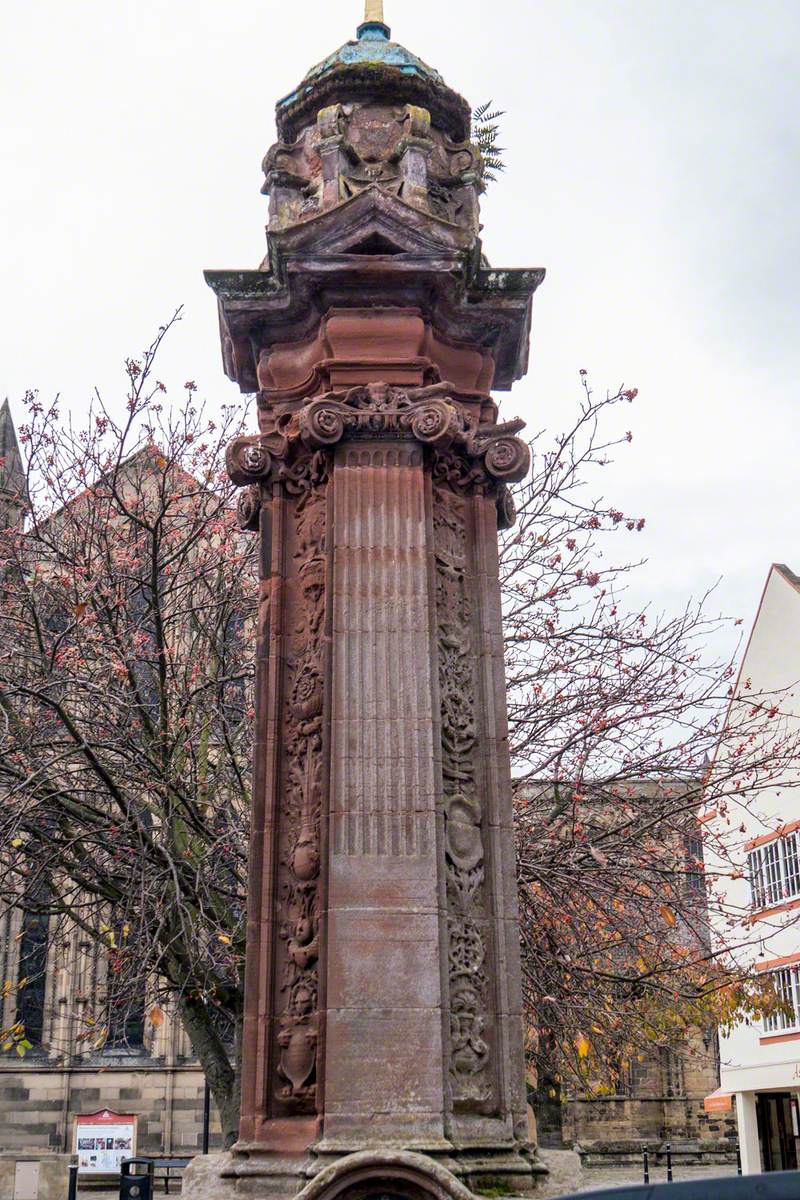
[737,1140,742,1176]
[202,1080,211,1155]
[666,1141,673,1183]
[643,1149,649,1184]
[67,1164,78,1200]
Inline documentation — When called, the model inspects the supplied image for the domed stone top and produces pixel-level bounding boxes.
[276,9,470,143]
[302,22,443,89]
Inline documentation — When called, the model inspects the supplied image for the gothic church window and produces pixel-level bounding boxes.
[106,988,146,1052]
[660,1047,686,1098]
[15,884,50,1047]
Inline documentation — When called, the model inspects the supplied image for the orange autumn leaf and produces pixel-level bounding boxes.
[659,904,677,927]
[149,1006,165,1028]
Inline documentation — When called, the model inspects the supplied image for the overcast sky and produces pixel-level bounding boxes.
[1,0,797,654]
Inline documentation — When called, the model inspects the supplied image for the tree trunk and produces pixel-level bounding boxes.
[178,995,241,1149]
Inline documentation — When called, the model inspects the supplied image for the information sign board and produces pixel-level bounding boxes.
[74,1109,137,1174]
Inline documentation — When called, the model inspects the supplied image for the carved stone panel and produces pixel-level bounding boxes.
[262,100,483,234]
[272,453,330,1115]
[433,483,496,1112]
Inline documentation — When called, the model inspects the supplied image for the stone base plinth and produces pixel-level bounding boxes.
[183,1144,563,1200]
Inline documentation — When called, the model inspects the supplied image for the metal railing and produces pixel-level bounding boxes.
[642,1142,741,1185]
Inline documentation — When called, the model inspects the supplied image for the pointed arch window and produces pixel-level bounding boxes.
[16,885,50,1047]
[106,988,145,1052]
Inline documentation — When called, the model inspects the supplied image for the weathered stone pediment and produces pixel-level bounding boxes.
[267,184,475,261]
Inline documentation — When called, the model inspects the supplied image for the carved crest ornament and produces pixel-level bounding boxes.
[263,100,481,233]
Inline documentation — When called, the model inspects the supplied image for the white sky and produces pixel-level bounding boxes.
[1,0,798,655]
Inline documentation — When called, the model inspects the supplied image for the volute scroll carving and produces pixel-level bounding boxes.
[237,484,262,532]
[317,102,348,142]
[226,382,529,525]
[403,104,432,141]
[482,436,530,482]
[495,484,517,532]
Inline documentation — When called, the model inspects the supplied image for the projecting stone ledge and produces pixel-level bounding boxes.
[204,186,545,394]
[183,1147,583,1200]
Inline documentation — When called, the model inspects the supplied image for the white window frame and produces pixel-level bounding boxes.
[748,831,800,912]
[763,965,800,1035]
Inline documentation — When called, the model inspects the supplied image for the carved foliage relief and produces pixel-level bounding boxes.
[274,452,329,1112]
[433,484,493,1107]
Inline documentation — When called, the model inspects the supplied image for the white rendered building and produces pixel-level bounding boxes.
[704,564,800,1173]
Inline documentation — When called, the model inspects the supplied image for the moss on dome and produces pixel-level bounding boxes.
[276,23,471,144]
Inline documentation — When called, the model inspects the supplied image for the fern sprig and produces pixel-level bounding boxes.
[472,100,507,186]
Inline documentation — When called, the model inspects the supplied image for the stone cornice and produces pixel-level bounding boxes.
[205,189,544,393]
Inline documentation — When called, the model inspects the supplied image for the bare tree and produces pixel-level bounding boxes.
[1,334,795,1138]
[0,315,253,1145]
[503,377,798,1094]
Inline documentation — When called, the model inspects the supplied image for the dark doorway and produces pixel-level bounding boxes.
[756,1093,800,1172]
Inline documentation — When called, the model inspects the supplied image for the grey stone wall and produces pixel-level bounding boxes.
[535,1033,737,1160]
[0,1066,222,1155]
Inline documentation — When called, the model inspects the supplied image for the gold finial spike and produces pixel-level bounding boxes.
[364,0,384,22]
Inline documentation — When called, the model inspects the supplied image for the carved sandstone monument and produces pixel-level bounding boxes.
[188,4,548,1198]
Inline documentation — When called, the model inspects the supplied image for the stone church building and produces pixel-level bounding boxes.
[535,1032,735,1165]
[527,779,737,1163]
